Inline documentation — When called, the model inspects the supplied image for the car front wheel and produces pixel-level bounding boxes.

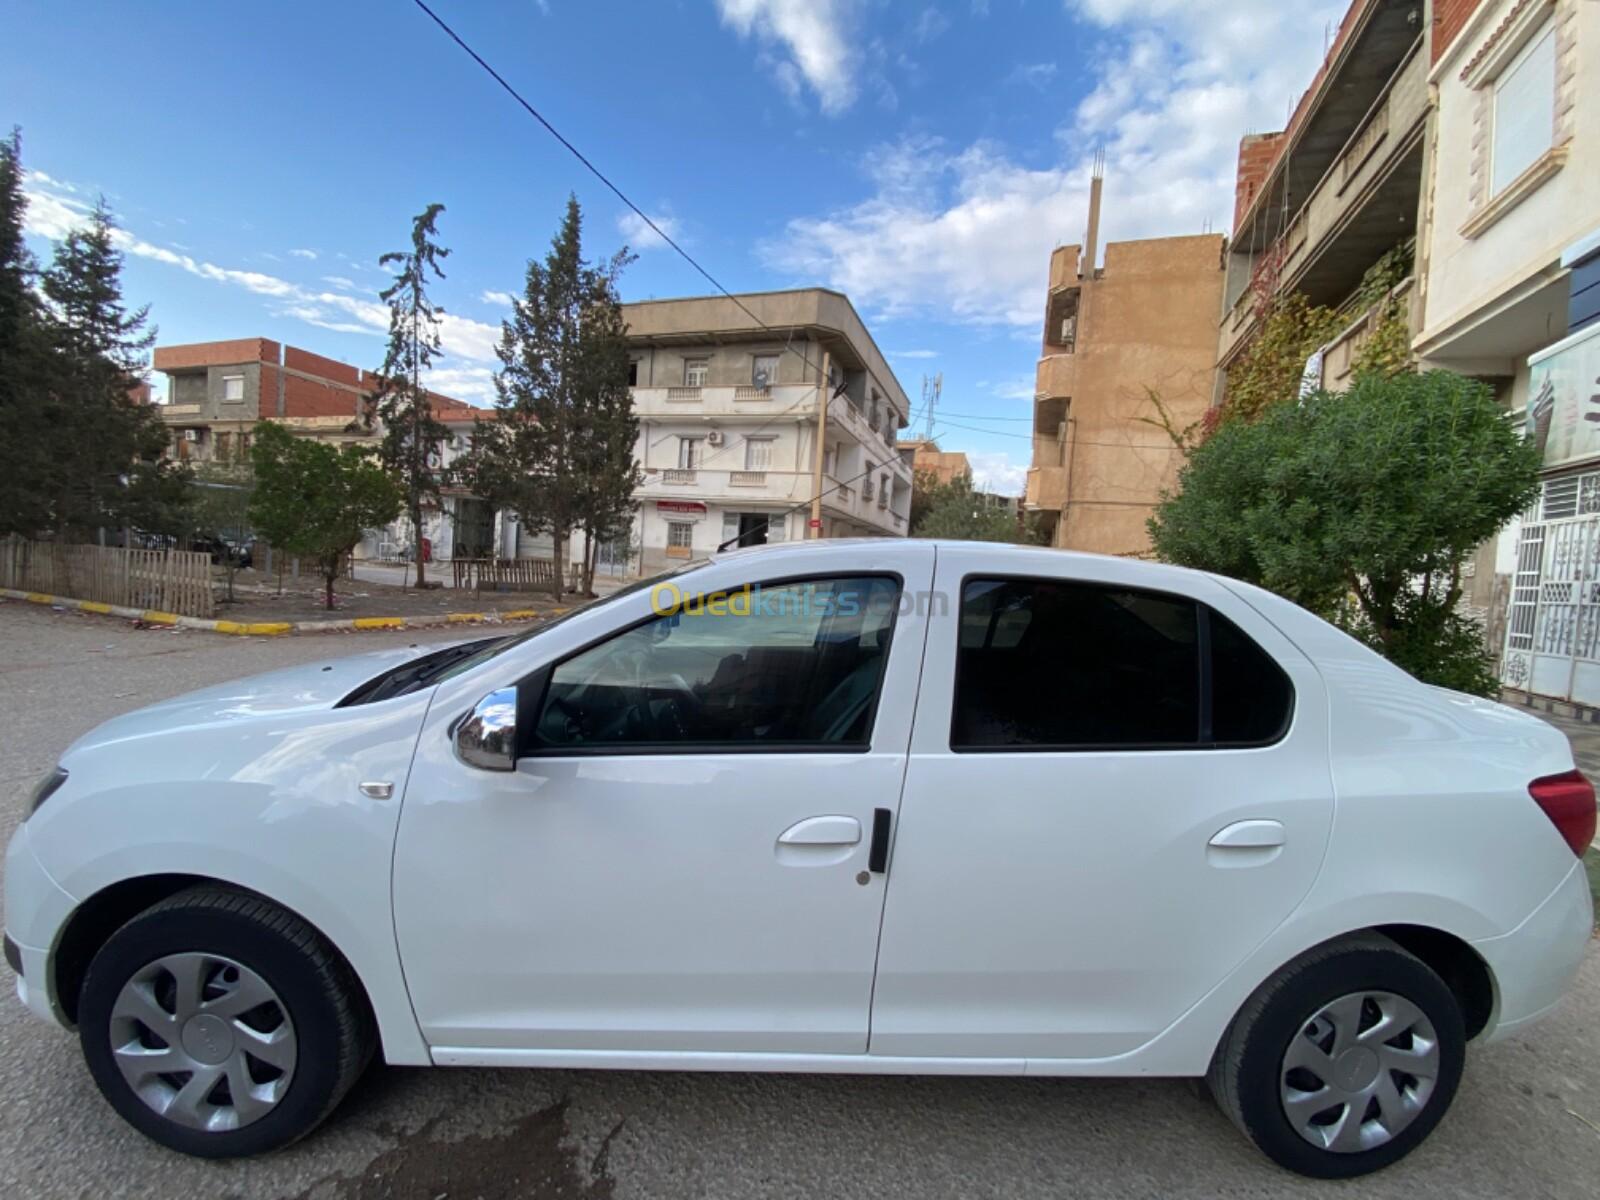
[77,886,374,1157]
[1207,932,1466,1178]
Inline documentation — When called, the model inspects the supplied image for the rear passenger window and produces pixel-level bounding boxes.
[953,578,1200,749]
[1210,609,1294,744]
[952,577,1292,751]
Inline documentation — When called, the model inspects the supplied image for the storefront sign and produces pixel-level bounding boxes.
[1528,323,1600,470]
[656,500,707,515]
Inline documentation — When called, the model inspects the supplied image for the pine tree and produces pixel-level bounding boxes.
[0,128,57,537]
[373,203,450,587]
[463,196,636,600]
[39,196,168,538]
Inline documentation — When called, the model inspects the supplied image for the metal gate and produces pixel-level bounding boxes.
[1502,469,1600,703]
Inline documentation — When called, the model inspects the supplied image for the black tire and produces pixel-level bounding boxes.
[1207,932,1466,1179]
[77,885,374,1157]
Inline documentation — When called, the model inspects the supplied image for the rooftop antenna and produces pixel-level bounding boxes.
[921,373,942,440]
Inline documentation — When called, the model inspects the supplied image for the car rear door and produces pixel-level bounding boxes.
[869,546,1334,1060]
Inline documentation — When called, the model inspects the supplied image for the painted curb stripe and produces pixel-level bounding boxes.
[3,588,553,637]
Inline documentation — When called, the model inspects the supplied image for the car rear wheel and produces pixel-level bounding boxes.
[1207,933,1465,1178]
[77,886,374,1157]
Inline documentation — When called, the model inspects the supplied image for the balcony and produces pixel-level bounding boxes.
[642,468,812,504]
[1036,353,1076,400]
[1220,35,1427,365]
[1319,277,1415,392]
[1025,466,1068,512]
[633,384,817,418]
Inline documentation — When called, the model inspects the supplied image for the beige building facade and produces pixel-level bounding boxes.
[622,289,913,575]
[899,438,971,487]
[1412,0,1600,701]
[1024,178,1225,557]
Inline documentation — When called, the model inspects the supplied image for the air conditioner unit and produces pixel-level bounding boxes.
[706,430,724,446]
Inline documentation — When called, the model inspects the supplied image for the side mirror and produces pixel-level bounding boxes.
[455,687,519,771]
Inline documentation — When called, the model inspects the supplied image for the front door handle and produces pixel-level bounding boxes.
[778,815,862,847]
[868,807,892,874]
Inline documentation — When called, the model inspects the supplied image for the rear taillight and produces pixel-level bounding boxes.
[1528,770,1597,858]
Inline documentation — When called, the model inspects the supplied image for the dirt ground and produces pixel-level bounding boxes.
[210,568,573,623]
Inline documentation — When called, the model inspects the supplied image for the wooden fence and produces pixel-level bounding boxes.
[452,557,557,595]
[1,537,215,618]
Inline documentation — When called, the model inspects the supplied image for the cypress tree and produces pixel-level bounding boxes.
[373,203,450,587]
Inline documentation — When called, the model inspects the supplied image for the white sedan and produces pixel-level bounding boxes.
[5,540,1594,1177]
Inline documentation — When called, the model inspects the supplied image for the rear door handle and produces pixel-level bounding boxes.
[778,815,862,847]
[1209,820,1286,849]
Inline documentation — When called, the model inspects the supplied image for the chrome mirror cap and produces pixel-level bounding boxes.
[455,687,518,771]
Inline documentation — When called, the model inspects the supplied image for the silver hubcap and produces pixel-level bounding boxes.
[109,953,296,1132]
[1280,991,1440,1153]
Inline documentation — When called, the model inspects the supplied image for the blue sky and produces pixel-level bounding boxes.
[4,0,1343,492]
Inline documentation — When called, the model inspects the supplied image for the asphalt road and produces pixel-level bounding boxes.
[2,599,1598,1199]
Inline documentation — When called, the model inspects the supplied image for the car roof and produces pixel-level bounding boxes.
[709,537,1224,590]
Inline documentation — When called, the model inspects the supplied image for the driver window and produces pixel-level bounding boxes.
[532,576,901,752]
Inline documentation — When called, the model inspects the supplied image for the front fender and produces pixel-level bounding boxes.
[25,692,435,1066]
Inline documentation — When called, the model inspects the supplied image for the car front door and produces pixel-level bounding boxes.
[869,546,1334,1061]
[392,545,934,1056]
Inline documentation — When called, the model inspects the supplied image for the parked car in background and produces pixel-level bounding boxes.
[5,540,1593,1175]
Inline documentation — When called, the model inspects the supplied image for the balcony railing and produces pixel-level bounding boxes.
[733,386,771,401]
[835,484,853,505]
[662,468,697,484]
[666,387,702,403]
[729,471,766,486]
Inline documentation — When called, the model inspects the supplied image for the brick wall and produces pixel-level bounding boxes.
[258,364,280,420]
[283,373,366,419]
[1233,133,1286,232]
[284,345,365,389]
[1434,0,1486,63]
[153,337,279,371]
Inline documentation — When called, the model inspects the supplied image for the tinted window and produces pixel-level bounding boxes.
[1210,609,1293,743]
[953,578,1200,749]
[533,576,900,752]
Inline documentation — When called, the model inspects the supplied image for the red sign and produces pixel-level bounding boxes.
[657,500,707,515]
[808,518,822,529]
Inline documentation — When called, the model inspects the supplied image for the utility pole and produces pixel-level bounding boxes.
[809,349,832,539]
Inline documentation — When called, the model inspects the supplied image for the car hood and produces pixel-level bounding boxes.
[64,643,442,755]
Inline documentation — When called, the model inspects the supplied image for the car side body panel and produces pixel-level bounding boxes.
[18,687,436,1065]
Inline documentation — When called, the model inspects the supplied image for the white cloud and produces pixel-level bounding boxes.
[288,247,318,260]
[893,349,940,359]
[479,289,514,306]
[321,275,357,290]
[617,210,682,252]
[988,378,1037,402]
[967,451,1028,496]
[715,0,859,115]
[422,365,498,405]
[763,0,1344,328]
[20,175,502,402]
[911,7,950,43]
[1006,62,1058,90]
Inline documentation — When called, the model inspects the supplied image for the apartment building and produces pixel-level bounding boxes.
[621,289,913,575]
[153,338,486,560]
[1024,175,1225,557]
[899,438,971,487]
[1219,0,1428,395]
[1411,0,1600,703]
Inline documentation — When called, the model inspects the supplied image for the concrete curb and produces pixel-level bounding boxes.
[1,588,561,637]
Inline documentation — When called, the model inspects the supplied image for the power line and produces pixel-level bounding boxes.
[926,414,1182,452]
[412,0,827,386]
[411,0,897,476]
[716,461,888,552]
